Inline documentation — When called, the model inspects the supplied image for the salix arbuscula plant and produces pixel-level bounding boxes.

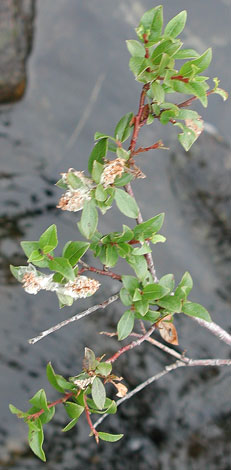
[10,6,230,462]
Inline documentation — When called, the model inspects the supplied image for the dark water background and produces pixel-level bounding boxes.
[0,1,231,468]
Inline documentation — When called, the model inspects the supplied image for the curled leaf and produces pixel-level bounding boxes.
[157,315,179,345]
[113,382,128,398]
[185,117,204,139]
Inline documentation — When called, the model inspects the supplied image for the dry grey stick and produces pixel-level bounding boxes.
[94,357,231,429]
[125,182,158,283]
[28,293,119,345]
[191,317,231,346]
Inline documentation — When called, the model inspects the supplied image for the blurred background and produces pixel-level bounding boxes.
[0,1,231,469]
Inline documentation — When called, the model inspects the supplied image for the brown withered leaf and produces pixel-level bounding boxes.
[113,382,128,398]
[157,315,179,345]
[185,117,204,139]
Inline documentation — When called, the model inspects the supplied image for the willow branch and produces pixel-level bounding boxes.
[125,182,158,282]
[78,265,121,281]
[28,293,119,345]
[106,323,156,364]
[94,357,231,429]
[191,317,231,347]
[26,392,74,421]
[84,394,99,443]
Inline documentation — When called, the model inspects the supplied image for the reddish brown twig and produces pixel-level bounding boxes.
[177,89,214,108]
[83,394,99,443]
[106,323,156,364]
[78,266,121,281]
[133,140,164,155]
[26,392,74,421]
[129,83,150,155]
[157,75,190,83]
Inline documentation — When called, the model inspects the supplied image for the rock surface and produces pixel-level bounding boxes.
[0,0,35,103]
[169,132,231,302]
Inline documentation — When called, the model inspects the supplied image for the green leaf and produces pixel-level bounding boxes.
[126,40,145,57]
[159,274,175,291]
[160,109,179,125]
[105,244,119,267]
[116,147,130,161]
[28,419,46,462]
[88,138,108,174]
[21,241,50,268]
[114,112,133,142]
[57,293,74,308]
[139,310,160,323]
[94,132,116,141]
[39,225,58,253]
[114,172,133,186]
[176,124,197,151]
[67,173,84,189]
[63,241,90,266]
[136,5,163,43]
[182,301,211,322]
[147,114,155,125]
[134,299,149,316]
[92,377,106,410]
[92,160,104,184]
[29,389,49,412]
[175,119,203,151]
[151,81,165,104]
[117,310,134,341]
[133,213,165,239]
[9,404,28,419]
[151,39,182,63]
[46,362,70,393]
[174,48,199,59]
[105,399,117,414]
[119,287,132,306]
[98,432,124,442]
[164,10,187,38]
[96,362,112,377]
[64,402,84,419]
[157,294,182,313]
[178,272,193,298]
[132,242,152,255]
[117,242,132,258]
[213,87,228,101]
[114,188,139,218]
[143,283,170,301]
[132,288,142,301]
[127,254,148,281]
[78,200,98,239]
[179,48,212,77]
[150,234,166,244]
[172,80,208,107]
[122,275,139,293]
[95,184,107,201]
[110,225,134,243]
[156,53,171,75]
[55,178,68,189]
[28,249,44,263]
[129,57,149,78]
[21,241,39,257]
[48,257,75,281]
[62,418,79,432]
[176,109,199,120]
[84,347,97,370]
[39,407,55,425]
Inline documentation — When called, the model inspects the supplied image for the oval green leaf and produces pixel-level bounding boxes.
[114,189,139,218]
